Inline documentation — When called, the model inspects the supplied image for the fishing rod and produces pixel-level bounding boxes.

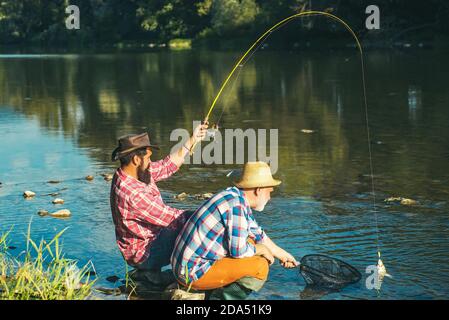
[190,10,386,279]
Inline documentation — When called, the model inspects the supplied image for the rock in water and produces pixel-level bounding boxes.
[23,191,36,198]
[52,198,64,204]
[384,197,402,203]
[49,209,71,218]
[38,210,49,217]
[169,288,205,300]
[85,175,94,181]
[301,129,315,134]
[194,193,213,200]
[384,197,417,205]
[174,192,188,200]
[400,198,417,205]
[103,174,113,181]
[47,180,61,184]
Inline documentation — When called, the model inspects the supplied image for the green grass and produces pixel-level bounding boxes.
[0,221,96,300]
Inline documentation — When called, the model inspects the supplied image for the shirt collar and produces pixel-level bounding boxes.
[231,186,252,210]
[117,167,148,187]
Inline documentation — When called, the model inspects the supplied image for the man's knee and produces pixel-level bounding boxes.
[252,256,270,281]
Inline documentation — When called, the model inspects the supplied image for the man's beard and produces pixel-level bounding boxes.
[137,163,151,184]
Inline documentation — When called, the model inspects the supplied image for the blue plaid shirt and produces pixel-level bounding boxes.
[170,187,266,283]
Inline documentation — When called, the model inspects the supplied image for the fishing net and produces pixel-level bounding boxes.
[299,254,361,290]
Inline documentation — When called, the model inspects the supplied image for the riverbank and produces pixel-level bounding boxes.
[1,33,448,55]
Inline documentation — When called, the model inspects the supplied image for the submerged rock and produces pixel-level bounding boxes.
[85,175,94,181]
[23,190,36,198]
[52,198,65,204]
[102,174,113,181]
[95,287,122,296]
[106,275,120,283]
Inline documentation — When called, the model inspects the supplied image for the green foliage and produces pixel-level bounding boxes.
[211,0,260,36]
[0,0,448,47]
[0,223,96,300]
[169,38,192,50]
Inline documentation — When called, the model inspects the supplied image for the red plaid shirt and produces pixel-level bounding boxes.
[110,155,185,265]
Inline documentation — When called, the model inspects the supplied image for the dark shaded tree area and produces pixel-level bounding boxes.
[0,0,448,47]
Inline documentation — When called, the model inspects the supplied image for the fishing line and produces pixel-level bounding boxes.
[214,64,243,127]
[211,33,272,130]
[191,10,383,267]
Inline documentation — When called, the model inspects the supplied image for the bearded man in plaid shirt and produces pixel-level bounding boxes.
[171,161,298,299]
[110,123,207,284]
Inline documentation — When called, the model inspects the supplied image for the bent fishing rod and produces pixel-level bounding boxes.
[189,10,384,271]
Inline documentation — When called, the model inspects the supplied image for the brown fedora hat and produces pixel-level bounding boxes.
[234,161,281,189]
[111,132,159,161]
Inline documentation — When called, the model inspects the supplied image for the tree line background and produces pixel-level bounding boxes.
[0,0,448,48]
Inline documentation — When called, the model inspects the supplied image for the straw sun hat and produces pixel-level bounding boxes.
[234,161,282,189]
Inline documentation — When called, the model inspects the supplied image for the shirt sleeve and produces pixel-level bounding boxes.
[149,155,179,183]
[247,212,266,243]
[224,201,256,259]
[130,188,185,227]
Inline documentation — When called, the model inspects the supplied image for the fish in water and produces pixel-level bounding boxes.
[38,209,72,218]
[377,259,392,279]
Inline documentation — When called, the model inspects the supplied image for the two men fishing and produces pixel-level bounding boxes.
[110,127,297,299]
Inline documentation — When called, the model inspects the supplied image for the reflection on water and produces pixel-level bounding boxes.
[408,85,422,122]
[1,49,449,299]
[299,285,338,300]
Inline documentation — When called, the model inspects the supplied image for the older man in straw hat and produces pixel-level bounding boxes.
[171,161,298,299]
[110,123,207,285]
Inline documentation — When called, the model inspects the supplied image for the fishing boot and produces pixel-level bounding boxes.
[208,276,266,300]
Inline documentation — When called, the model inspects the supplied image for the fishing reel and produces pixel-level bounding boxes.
[206,123,220,141]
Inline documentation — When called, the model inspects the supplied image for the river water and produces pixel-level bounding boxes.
[0,49,448,299]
